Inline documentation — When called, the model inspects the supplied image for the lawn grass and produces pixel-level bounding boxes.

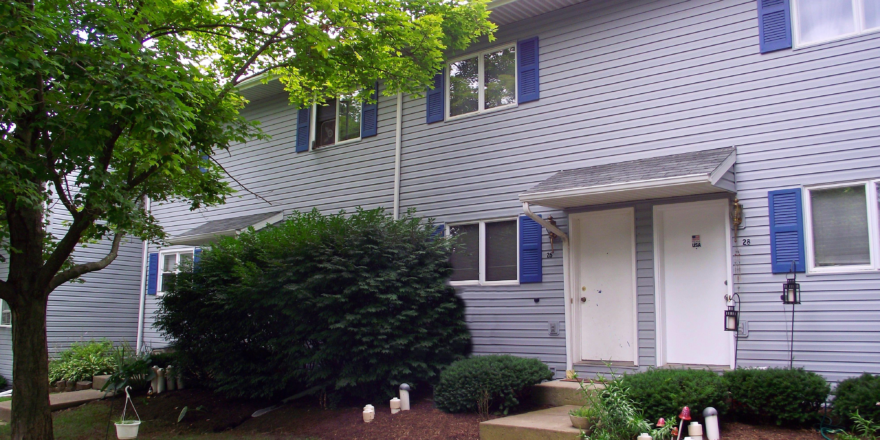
[0,403,316,440]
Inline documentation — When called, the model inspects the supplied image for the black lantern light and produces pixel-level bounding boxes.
[724,293,740,332]
[781,262,800,305]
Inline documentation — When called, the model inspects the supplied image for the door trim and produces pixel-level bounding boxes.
[653,199,735,369]
[569,207,639,366]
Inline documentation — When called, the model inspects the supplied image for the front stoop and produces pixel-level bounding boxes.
[530,380,602,407]
[0,389,109,422]
[481,405,582,440]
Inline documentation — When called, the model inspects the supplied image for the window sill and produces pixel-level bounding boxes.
[0,325,10,329]
[315,137,361,150]
[446,103,517,122]
[449,280,520,287]
[807,265,877,276]
[794,27,880,50]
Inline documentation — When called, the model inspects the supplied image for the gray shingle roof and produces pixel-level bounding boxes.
[177,211,283,238]
[522,147,735,195]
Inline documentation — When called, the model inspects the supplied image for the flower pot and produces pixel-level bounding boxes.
[569,415,595,432]
[115,421,140,439]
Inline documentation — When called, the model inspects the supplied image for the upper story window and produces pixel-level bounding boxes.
[159,249,194,294]
[0,300,10,327]
[447,44,517,119]
[804,181,879,273]
[793,0,880,47]
[448,219,519,285]
[315,95,362,148]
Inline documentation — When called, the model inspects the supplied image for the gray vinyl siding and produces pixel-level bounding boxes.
[141,85,400,348]
[0,230,143,382]
[396,0,880,382]
[140,0,880,383]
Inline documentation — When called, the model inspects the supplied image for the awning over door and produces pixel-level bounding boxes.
[519,147,736,209]
[169,211,284,246]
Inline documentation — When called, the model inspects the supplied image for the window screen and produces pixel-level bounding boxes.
[449,57,479,117]
[485,220,517,281]
[338,96,362,142]
[811,185,870,266]
[316,99,336,147]
[450,224,479,281]
[483,47,516,110]
[796,0,856,44]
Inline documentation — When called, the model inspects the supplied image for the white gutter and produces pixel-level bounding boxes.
[393,92,403,219]
[522,202,573,373]
[135,197,151,353]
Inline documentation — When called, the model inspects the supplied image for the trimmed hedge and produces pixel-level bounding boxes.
[624,368,728,423]
[156,208,471,401]
[434,355,553,414]
[833,373,880,425]
[725,368,829,425]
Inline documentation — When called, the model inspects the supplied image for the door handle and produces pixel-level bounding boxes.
[581,297,586,303]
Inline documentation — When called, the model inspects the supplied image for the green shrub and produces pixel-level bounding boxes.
[102,343,154,391]
[0,374,6,390]
[624,368,728,423]
[434,355,552,414]
[724,368,829,425]
[833,374,880,426]
[48,340,116,383]
[156,208,471,401]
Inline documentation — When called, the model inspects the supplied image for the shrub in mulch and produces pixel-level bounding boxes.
[624,368,728,423]
[434,355,553,415]
[832,373,880,426]
[724,368,830,426]
[155,208,471,403]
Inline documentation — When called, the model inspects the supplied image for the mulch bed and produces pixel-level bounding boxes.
[86,388,830,440]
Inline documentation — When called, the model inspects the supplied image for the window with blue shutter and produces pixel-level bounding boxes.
[426,71,444,123]
[517,37,540,103]
[361,82,379,138]
[199,155,209,173]
[758,0,792,53]
[295,108,311,152]
[769,188,805,273]
[430,224,445,240]
[519,215,543,283]
[147,252,159,295]
[193,248,202,270]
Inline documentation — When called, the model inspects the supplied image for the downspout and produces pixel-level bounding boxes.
[393,92,403,220]
[135,197,151,353]
[522,202,574,373]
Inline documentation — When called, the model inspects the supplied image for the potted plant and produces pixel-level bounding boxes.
[569,404,600,433]
[114,386,141,439]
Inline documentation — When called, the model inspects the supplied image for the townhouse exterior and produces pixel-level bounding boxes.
[136,0,880,384]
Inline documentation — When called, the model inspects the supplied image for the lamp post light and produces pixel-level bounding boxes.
[781,261,800,369]
[724,293,741,369]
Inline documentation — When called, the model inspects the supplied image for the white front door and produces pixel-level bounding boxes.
[655,199,732,367]
[572,208,637,364]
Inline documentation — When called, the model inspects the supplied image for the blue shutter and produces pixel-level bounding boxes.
[295,108,311,152]
[361,81,379,138]
[517,36,540,103]
[199,155,209,173]
[758,0,792,53]
[426,71,444,124]
[429,224,445,241]
[147,253,159,295]
[519,215,543,283]
[769,188,805,273]
[193,248,202,270]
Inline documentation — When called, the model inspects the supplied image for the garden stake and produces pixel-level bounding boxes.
[677,407,691,440]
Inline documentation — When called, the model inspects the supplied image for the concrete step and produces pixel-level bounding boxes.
[530,380,603,407]
[0,389,110,422]
[480,405,582,440]
[92,374,111,390]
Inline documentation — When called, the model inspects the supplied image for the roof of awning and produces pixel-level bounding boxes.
[169,211,284,246]
[519,147,737,209]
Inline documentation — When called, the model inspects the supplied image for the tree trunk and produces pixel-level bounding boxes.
[10,294,53,440]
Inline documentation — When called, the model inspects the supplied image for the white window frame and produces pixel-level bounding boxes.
[0,300,11,328]
[157,248,196,295]
[447,217,520,286]
[792,0,880,48]
[309,95,362,150]
[803,180,880,274]
[445,42,518,121]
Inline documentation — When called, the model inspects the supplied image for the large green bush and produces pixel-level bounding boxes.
[156,208,471,401]
[48,339,116,383]
[434,355,553,414]
[833,374,880,425]
[624,368,727,422]
[725,368,829,425]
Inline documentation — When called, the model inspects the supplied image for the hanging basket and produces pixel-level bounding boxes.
[115,386,142,439]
